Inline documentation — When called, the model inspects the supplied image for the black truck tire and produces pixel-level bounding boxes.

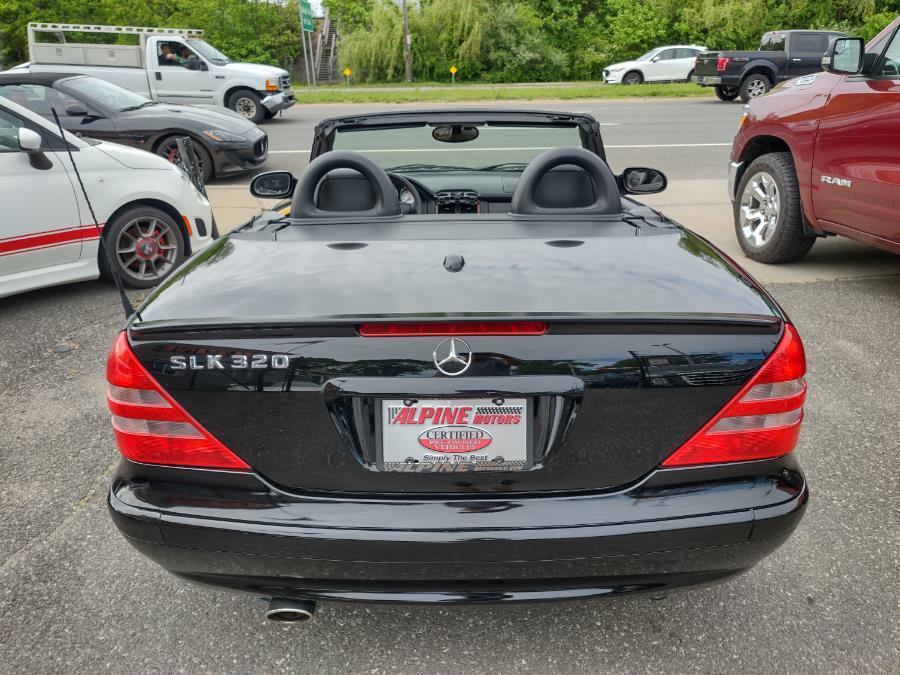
[739,74,772,102]
[715,85,740,101]
[733,152,816,263]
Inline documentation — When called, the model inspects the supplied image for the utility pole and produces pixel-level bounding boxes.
[402,0,412,82]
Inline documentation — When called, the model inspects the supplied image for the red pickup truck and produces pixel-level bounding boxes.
[729,16,900,262]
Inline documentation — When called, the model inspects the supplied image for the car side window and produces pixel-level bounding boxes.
[0,108,24,153]
[655,49,677,61]
[873,29,900,77]
[760,33,786,51]
[674,48,697,59]
[158,41,189,68]
[0,84,81,120]
[791,33,829,56]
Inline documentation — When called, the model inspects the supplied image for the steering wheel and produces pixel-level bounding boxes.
[388,173,422,214]
[291,151,402,219]
[509,147,622,216]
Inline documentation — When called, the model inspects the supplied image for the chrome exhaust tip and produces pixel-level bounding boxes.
[266,598,316,624]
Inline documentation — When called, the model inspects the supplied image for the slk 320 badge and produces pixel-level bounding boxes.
[169,354,291,370]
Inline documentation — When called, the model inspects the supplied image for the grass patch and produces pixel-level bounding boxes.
[292,82,712,104]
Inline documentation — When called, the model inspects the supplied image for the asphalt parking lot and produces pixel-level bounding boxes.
[1,98,898,673]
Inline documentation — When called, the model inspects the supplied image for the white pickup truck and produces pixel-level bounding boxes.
[8,23,295,123]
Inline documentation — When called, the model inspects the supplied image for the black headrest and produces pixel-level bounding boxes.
[291,151,401,219]
[510,147,621,216]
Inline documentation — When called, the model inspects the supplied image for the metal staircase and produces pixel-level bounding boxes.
[314,16,338,83]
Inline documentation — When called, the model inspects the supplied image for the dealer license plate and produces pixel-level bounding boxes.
[380,398,529,472]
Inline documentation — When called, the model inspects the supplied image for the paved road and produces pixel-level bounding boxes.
[1,97,898,673]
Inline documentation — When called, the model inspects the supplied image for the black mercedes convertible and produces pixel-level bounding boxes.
[106,110,808,621]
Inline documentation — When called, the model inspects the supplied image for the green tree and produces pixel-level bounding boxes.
[322,0,374,34]
[339,0,404,81]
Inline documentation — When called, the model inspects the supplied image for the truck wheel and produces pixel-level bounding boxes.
[622,71,643,85]
[739,74,771,102]
[228,90,265,123]
[99,206,186,288]
[714,85,740,101]
[156,136,213,183]
[734,152,815,263]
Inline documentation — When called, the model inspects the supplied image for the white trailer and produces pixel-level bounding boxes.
[9,23,294,122]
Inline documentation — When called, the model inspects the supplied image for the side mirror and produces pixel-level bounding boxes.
[65,104,90,117]
[17,127,52,170]
[250,171,295,199]
[619,167,667,195]
[186,55,207,71]
[822,37,864,75]
[651,56,661,63]
[17,127,42,153]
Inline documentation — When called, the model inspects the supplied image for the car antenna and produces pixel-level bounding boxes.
[50,108,139,321]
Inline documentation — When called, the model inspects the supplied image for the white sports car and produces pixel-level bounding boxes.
[0,96,215,299]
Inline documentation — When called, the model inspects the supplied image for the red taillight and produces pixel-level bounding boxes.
[105,332,250,471]
[716,57,731,71]
[661,324,807,467]
[358,321,548,337]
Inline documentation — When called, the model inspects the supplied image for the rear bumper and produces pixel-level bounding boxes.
[696,75,742,88]
[109,457,808,604]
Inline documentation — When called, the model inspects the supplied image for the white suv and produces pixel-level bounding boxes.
[0,96,215,299]
[603,45,707,85]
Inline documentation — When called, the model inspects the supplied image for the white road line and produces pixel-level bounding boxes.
[268,142,731,154]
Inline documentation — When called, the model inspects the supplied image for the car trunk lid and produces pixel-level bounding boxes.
[124,219,784,495]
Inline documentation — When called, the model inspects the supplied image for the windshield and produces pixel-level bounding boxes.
[58,76,151,112]
[332,124,583,171]
[636,50,658,61]
[188,39,231,64]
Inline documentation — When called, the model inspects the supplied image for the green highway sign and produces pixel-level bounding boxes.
[300,1,314,32]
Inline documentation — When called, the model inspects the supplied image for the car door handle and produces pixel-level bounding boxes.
[155,72,162,80]
[791,58,802,62]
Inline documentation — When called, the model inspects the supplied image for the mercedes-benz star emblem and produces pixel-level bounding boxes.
[433,338,472,376]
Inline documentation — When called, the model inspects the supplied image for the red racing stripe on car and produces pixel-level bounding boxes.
[0,224,103,257]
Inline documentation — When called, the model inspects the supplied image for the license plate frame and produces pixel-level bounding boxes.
[376,397,533,473]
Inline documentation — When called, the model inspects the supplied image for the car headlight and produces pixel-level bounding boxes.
[265,78,280,91]
[738,105,750,129]
[202,129,246,143]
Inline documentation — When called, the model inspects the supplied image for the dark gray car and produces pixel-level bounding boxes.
[0,72,268,182]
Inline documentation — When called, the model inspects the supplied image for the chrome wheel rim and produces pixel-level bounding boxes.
[739,171,780,247]
[115,217,178,282]
[235,97,257,118]
[747,79,767,97]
